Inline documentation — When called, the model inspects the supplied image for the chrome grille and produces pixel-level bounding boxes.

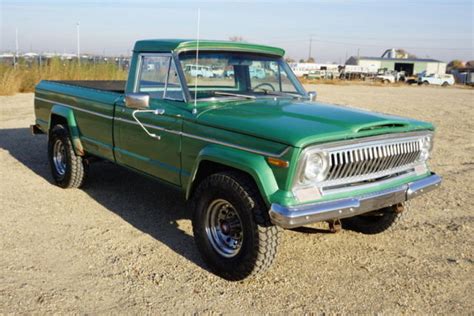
[327,139,421,181]
[307,132,432,191]
[292,132,433,200]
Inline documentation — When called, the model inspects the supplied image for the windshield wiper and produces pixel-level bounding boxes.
[214,91,256,100]
[261,90,303,99]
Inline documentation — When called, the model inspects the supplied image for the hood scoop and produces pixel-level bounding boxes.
[355,121,409,133]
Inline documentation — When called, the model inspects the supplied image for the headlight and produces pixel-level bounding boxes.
[418,135,433,161]
[299,151,330,183]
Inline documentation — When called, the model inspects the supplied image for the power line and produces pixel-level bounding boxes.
[308,35,312,60]
[258,34,469,42]
[259,37,473,50]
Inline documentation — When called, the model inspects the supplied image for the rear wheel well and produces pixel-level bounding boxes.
[49,114,85,157]
[49,114,68,134]
[189,160,263,203]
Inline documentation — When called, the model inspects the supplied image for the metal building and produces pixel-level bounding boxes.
[346,49,447,75]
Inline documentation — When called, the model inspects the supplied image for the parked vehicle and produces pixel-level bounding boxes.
[224,69,234,78]
[184,64,214,78]
[249,67,266,79]
[211,66,225,78]
[290,63,340,77]
[418,73,455,86]
[32,39,441,280]
[339,65,378,80]
[375,70,405,83]
[289,62,319,77]
[304,69,337,80]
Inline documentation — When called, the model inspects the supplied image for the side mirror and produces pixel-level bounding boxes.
[125,93,150,109]
[307,91,317,102]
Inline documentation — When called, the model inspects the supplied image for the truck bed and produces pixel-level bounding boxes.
[34,80,127,161]
[49,80,126,93]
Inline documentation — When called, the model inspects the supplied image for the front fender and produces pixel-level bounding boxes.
[49,105,84,155]
[186,144,279,205]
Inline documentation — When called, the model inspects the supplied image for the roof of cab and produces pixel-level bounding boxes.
[133,39,285,57]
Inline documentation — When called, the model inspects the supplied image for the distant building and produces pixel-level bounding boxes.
[346,48,447,75]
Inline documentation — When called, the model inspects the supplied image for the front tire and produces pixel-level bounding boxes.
[192,172,280,280]
[48,124,88,188]
[342,203,406,234]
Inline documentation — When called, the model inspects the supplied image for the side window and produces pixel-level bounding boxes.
[138,56,169,98]
[250,61,276,91]
[249,61,297,93]
[164,60,184,101]
[137,55,183,101]
[280,70,298,93]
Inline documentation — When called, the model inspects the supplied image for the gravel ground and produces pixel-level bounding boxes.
[1,85,473,314]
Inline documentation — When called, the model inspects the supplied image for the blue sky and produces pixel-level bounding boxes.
[1,0,473,62]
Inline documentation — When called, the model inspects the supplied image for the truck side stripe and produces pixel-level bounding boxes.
[36,97,113,120]
[35,96,290,158]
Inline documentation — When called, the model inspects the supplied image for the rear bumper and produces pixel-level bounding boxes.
[30,124,45,135]
[269,173,441,229]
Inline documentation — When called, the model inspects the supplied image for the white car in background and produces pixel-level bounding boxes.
[418,73,455,86]
[184,64,215,78]
[211,66,225,78]
[249,67,266,79]
[375,70,406,83]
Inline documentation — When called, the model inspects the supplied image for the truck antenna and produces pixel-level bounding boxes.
[192,8,201,115]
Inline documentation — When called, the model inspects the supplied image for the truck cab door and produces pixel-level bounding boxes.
[114,54,186,186]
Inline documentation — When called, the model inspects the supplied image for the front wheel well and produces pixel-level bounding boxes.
[188,160,262,202]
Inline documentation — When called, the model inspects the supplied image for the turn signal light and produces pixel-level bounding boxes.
[267,157,289,168]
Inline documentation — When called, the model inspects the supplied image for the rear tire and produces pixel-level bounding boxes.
[191,171,281,280]
[442,82,449,87]
[48,124,88,188]
[342,203,406,234]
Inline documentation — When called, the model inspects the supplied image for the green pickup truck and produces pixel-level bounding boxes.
[32,39,441,280]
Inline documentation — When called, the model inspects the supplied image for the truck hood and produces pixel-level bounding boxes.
[196,99,433,148]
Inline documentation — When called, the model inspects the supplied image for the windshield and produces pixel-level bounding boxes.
[178,51,306,99]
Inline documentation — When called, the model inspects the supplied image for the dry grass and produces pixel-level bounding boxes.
[0,59,127,96]
[299,77,345,85]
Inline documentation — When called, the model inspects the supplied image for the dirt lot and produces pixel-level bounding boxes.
[1,85,473,314]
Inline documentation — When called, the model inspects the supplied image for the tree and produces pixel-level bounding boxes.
[228,36,245,42]
[299,59,305,63]
[465,60,474,68]
[306,57,315,63]
[285,57,295,63]
[447,60,464,70]
[395,49,417,59]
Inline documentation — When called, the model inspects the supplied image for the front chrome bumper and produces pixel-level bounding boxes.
[269,173,441,229]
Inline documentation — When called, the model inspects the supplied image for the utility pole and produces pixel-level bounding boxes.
[308,35,313,62]
[14,28,19,67]
[76,22,80,64]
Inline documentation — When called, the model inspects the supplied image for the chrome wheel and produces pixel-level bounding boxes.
[52,139,67,176]
[205,199,243,258]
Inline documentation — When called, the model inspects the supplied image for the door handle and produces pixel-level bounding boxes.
[131,109,166,140]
